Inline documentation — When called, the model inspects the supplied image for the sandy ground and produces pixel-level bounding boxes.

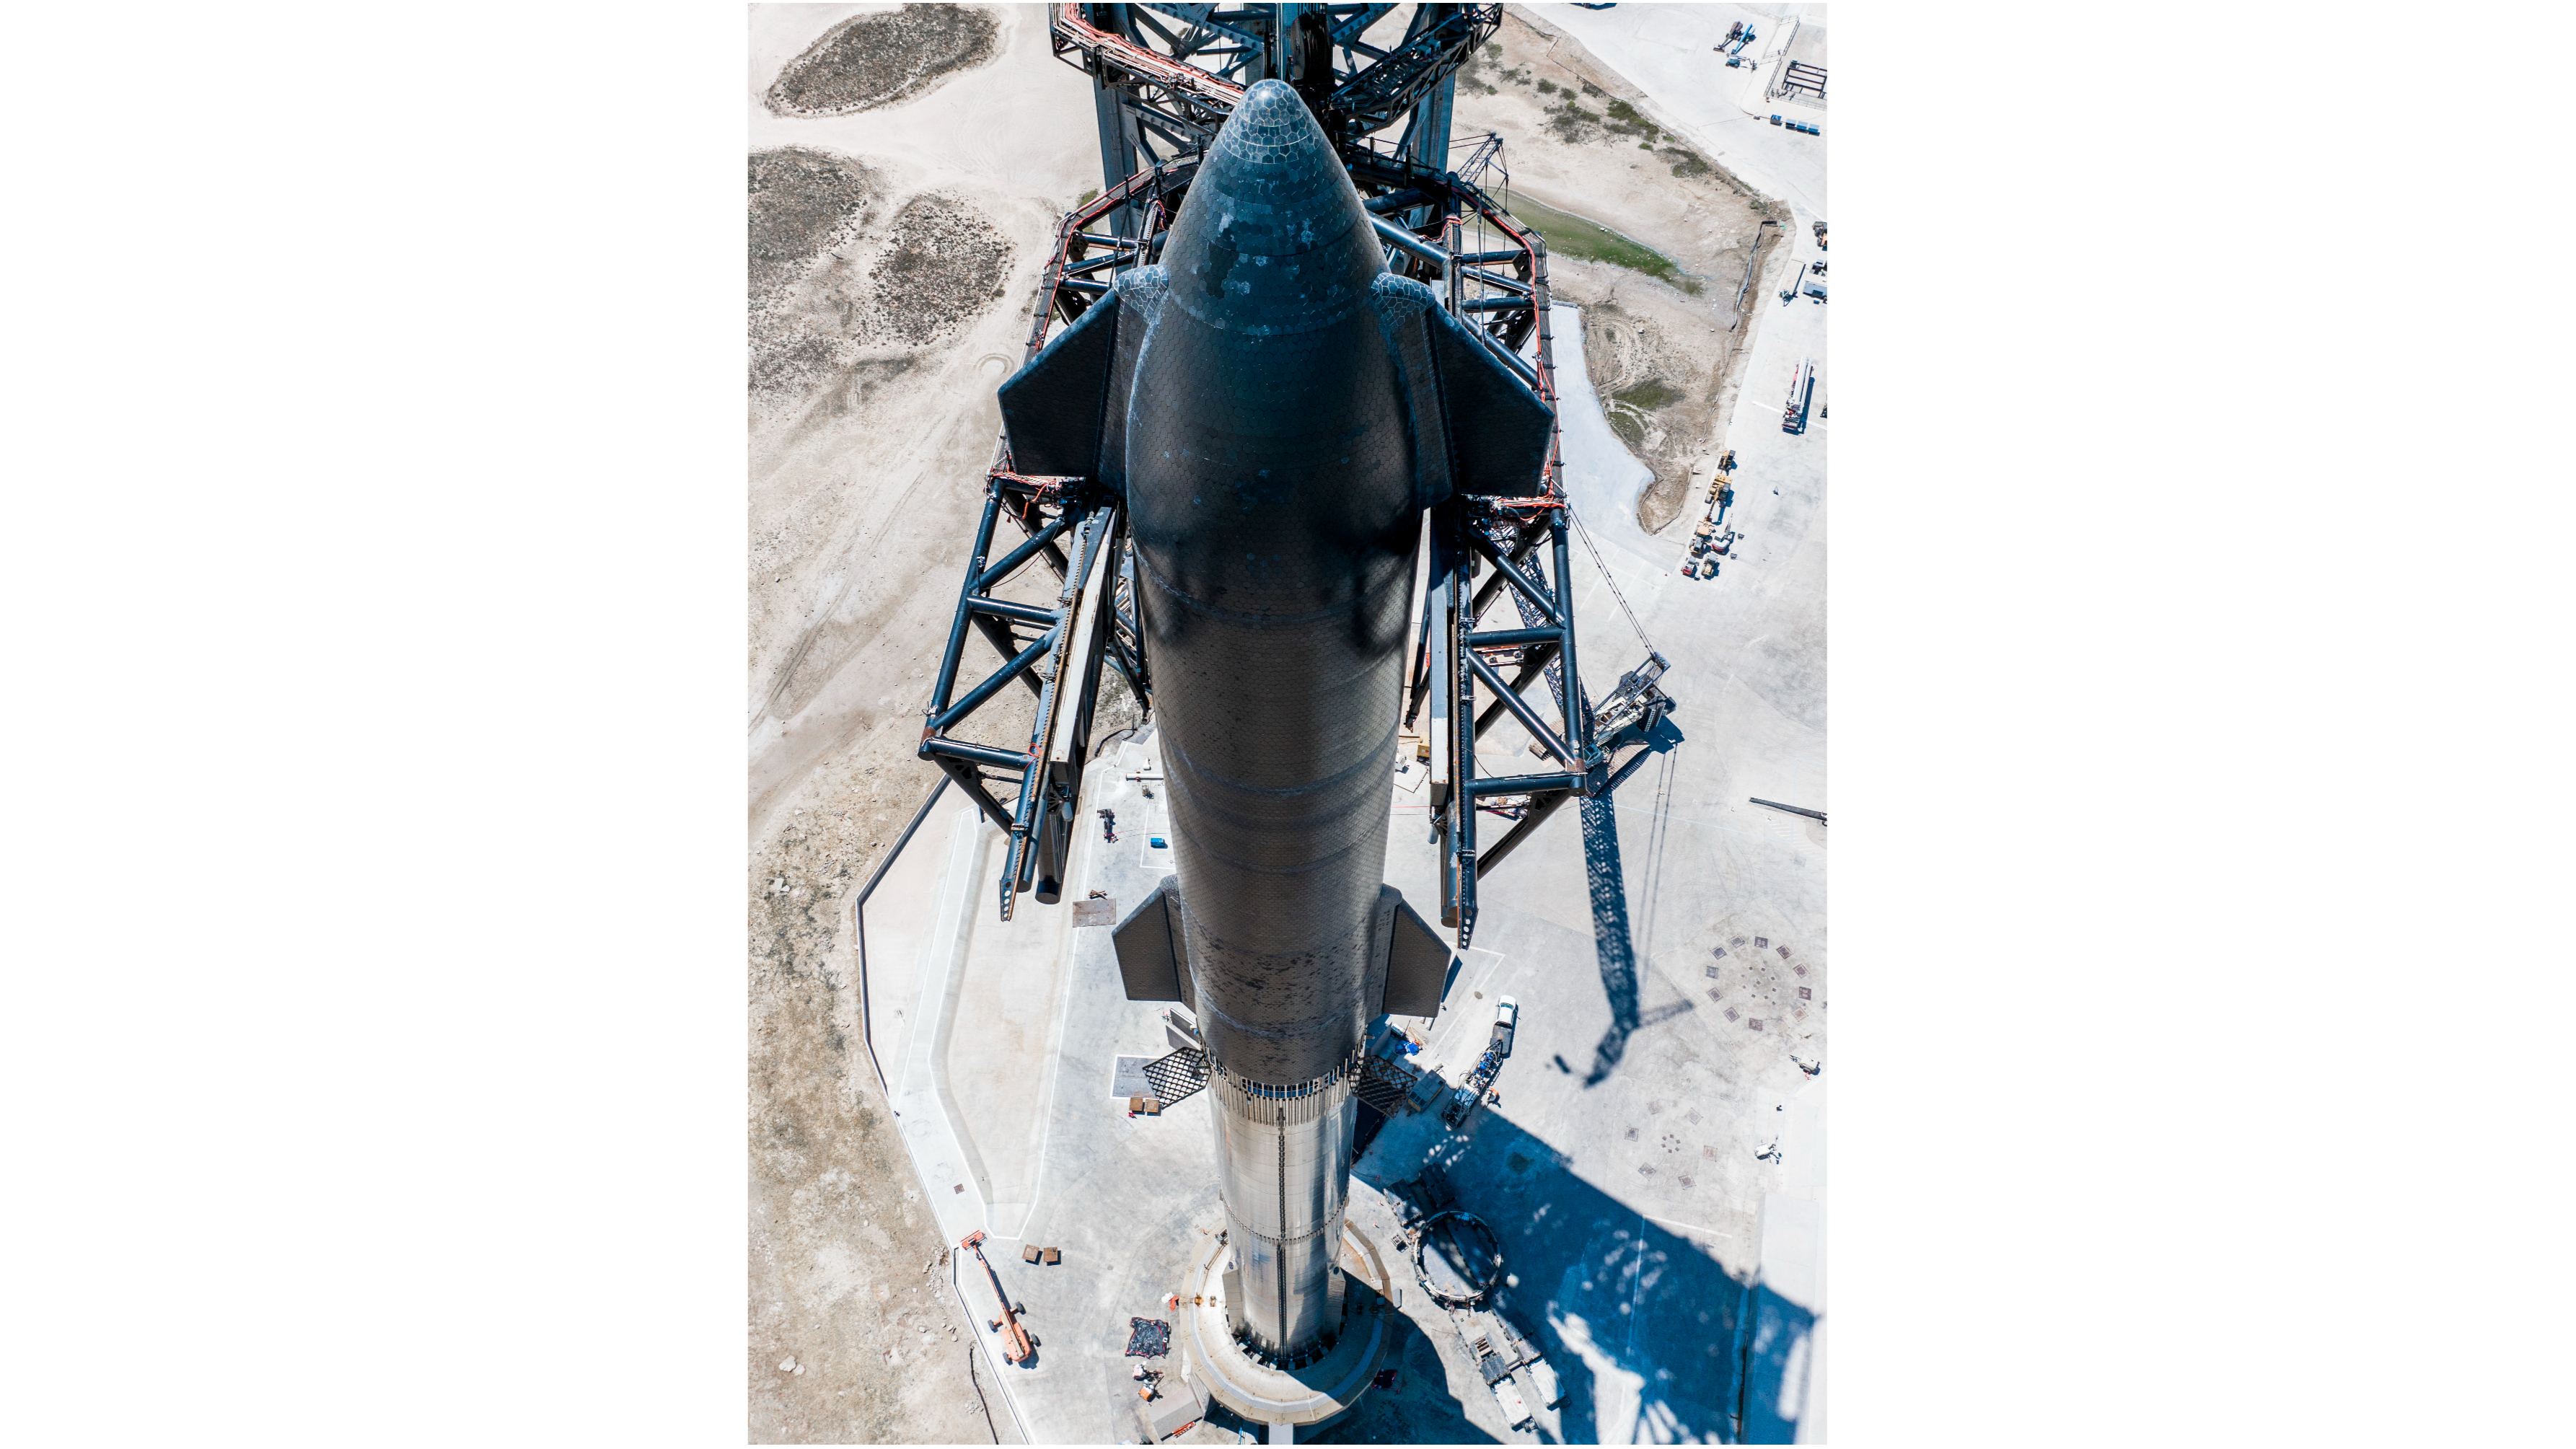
[743,6,1801,1440]
[744,5,1096,1441]
[1451,10,1793,533]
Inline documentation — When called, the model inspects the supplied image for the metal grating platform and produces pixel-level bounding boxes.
[1143,1047,1211,1106]
[1355,1053,1422,1115]
[1777,60,1826,101]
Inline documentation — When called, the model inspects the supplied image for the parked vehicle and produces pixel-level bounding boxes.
[1443,1004,1519,1129]
[1783,358,1816,433]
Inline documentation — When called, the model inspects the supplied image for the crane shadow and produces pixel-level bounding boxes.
[1601,712,1686,798]
[1575,791,1635,1087]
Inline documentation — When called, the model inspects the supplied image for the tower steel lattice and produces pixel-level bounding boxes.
[919,2,1657,944]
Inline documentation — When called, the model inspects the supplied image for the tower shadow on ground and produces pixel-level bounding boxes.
[1344,1103,1814,1444]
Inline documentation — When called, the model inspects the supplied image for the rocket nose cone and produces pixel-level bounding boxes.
[1180,79,1363,261]
[1162,79,1381,332]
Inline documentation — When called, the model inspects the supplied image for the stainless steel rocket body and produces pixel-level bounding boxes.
[1208,1062,1359,1355]
[996,79,1554,1360]
[1127,85,1410,1358]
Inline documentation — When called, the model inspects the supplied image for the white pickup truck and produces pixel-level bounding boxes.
[1443,997,1523,1128]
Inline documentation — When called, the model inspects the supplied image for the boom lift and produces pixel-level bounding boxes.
[959,1230,1034,1365]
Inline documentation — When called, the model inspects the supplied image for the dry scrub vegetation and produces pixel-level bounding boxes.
[747,19,1032,1430]
[749,151,1011,421]
[1453,14,1791,532]
[765,4,1000,118]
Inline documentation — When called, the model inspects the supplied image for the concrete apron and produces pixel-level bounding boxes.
[874,739,1131,1440]
[868,724,1442,1442]
[887,801,1006,1247]
[884,770,1094,1241]
[1178,1222,1399,1436]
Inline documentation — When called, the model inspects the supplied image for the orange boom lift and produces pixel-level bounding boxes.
[959,1230,1034,1365]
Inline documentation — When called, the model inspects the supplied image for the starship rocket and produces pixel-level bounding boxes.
[997,80,1552,1359]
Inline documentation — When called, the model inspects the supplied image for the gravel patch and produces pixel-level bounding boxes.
[750,146,882,304]
[765,4,1000,118]
[748,156,1012,418]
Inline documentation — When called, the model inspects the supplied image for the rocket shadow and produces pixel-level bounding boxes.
[1578,714,1689,1087]
[1298,1330,1505,1446]
[1351,1108,1815,1444]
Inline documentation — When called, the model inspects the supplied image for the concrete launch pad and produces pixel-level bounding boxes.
[860,94,1829,1430]
[781,7,1829,1440]
[870,537,1823,1448]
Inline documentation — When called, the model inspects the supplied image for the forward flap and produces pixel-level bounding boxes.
[1427,307,1554,498]
[997,285,1120,479]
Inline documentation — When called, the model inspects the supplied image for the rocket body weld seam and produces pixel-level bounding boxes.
[1132,544,1412,629]
[1156,715,1399,801]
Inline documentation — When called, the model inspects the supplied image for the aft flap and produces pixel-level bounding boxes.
[1380,894,1451,1023]
[997,285,1120,480]
[1428,307,1555,498]
[1112,875,1187,1003]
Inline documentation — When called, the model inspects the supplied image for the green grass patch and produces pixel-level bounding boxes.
[1505,192,1700,294]
[1614,377,1684,412]
[1607,408,1646,449]
[1605,98,1659,144]
[1536,76,1557,94]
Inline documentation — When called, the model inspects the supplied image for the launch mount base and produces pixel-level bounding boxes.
[1178,1223,1399,1440]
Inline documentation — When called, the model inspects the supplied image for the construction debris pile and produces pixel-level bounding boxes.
[1124,1317,1171,1359]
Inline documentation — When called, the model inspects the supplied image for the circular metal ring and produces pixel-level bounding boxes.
[1409,1209,1503,1308]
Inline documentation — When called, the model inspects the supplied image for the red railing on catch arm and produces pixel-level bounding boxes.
[1453,200,1567,508]
[1351,140,1562,508]
[1016,161,1192,369]
[1051,3,1247,110]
